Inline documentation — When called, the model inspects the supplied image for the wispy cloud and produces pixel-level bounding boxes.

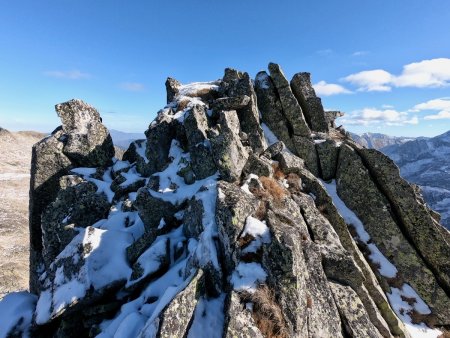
[313,81,352,96]
[343,69,393,92]
[119,82,145,92]
[43,70,91,80]
[342,58,450,92]
[352,50,369,57]
[316,49,333,56]
[410,98,450,120]
[340,107,418,126]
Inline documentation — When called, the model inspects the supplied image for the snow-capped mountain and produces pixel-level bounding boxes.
[349,132,414,150]
[382,131,450,229]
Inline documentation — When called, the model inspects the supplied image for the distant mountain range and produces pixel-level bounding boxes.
[349,132,415,150]
[351,131,450,229]
[109,129,145,150]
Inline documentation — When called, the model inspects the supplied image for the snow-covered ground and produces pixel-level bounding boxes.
[33,134,225,336]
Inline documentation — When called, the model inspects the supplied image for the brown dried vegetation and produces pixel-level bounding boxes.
[247,286,289,338]
[285,173,302,194]
[260,176,286,202]
[254,201,268,221]
[238,233,255,248]
[386,274,405,289]
[409,310,438,328]
[272,163,285,180]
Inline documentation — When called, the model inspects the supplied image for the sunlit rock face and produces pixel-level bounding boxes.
[2,63,449,338]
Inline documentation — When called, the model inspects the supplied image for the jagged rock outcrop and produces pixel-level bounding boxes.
[290,72,328,133]
[28,99,114,294]
[4,63,450,338]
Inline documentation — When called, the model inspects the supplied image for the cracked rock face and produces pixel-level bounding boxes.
[7,63,450,338]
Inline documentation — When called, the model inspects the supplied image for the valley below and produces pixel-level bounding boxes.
[0,129,44,298]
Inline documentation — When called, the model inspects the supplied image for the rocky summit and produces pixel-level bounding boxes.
[1,63,450,338]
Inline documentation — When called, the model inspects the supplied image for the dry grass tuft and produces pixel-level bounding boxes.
[409,310,438,328]
[238,233,255,248]
[386,274,404,289]
[272,163,285,180]
[249,185,270,201]
[254,201,268,221]
[286,173,302,194]
[248,286,289,338]
[260,176,286,202]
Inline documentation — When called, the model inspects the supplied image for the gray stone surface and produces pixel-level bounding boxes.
[337,144,450,324]
[242,154,273,177]
[56,99,114,167]
[224,292,264,338]
[292,135,320,177]
[221,68,266,153]
[268,63,311,137]
[316,139,340,181]
[41,178,110,268]
[290,72,328,132]
[210,111,249,182]
[254,71,295,151]
[134,188,178,230]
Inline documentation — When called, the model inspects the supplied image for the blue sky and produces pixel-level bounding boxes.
[0,0,449,137]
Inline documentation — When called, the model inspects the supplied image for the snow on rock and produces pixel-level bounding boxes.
[187,294,226,338]
[322,179,441,337]
[387,286,442,338]
[261,122,280,146]
[240,216,271,253]
[177,81,220,97]
[98,258,195,337]
[231,262,268,293]
[0,292,37,338]
[240,174,259,195]
[71,167,115,203]
[35,226,134,324]
[112,159,130,173]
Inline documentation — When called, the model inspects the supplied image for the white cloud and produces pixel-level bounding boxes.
[343,58,450,92]
[424,111,450,120]
[316,49,333,56]
[411,98,450,112]
[44,70,91,80]
[313,81,352,96]
[120,82,145,92]
[343,69,393,92]
[411,98,450,120]
[394,58,450,88]
[352,51,369,57]
[340,107,418,126]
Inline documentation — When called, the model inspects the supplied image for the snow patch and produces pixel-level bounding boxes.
[231,262,267,293]
[240,216,271,253]
[261,123,280,146]
[187,294,226,338]
[0,292,37,338]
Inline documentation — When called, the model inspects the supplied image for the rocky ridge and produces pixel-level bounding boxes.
[1,63,450,338]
